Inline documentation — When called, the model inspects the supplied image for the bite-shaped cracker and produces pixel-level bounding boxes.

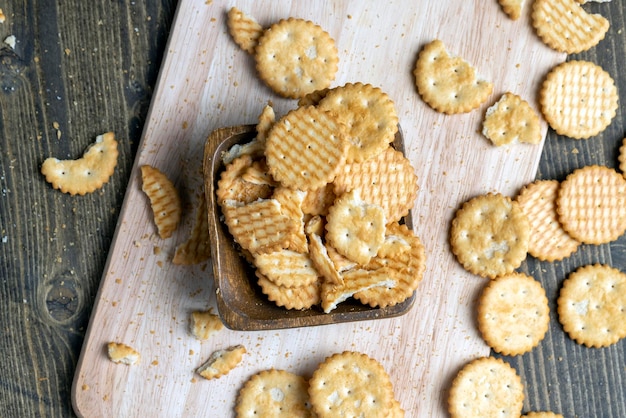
[140,165,181,239]
[236,369,313,418]
[325,189,386,266]
[256,271,321,310]
[189,309,223,341]
[321,267,396,313]
[532,0,609,54]
[318,82,399,163]
[196,345,246,380]
[499,0,526,20]
[557,264,626,348]
[482,92,541,146]
[217,154,273,206]
[41,132,118,195]
[173,193,211,265]
[355,222,426,308]
[265,106,348,191]
[450,193,530,279]
[477,272,550,355]
[254,249,319,288]
[413,39,493,114]
[222,198,296,255]
[255,18,338,98]
[540,61,617,139]
[556,165,626,244]
[107,342,140,365]
[515,179,579,261]
[308,351,395,418]
[448,356,524,418]
[334,145,418,223]
[227,7,263,54]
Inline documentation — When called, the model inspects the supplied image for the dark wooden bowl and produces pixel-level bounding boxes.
[203,124,415,330]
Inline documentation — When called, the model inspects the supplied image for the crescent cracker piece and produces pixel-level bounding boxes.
[196,345,247,380]
[255,103,275,145]
[41,131,118,196]
[308,351,395,418]
[477,272,550,356]
[318,82,399,163]
[256,271,321,310]
[235,369,313,418]
[618,137,626,175]
[413,39,493,114]
[216,154,273,206]
[540,60,617,139]
[272,187,307,253]
[189,309,223,341]
[515,179,579,261]
[227,7,263,54]
[325,189,386,266]
[499,0,525,20]
[334,145,418,223]
[556,165,626,244]
[321,267,396,313]
[557,264,626,348]
[482,92,542,146]
[255,18,338,98]
[107,342,140,365]
[448,357,524,418]
[140,165,181,239]
[532,0,609,54]
[254,249,319,288]
[307,231,343,286]
[222,198,296,255]
[450,193,530,279]
[522,413,564,418]
[173,194,211,265]
[265,105,348,191]
[355,222,426,308]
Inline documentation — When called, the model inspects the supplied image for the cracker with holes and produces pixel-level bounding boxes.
[540,61,617,139]
[255,18,338,98]
[256,271,321,310]
[196,345,247,380]
[532,0,609,54]
[557,264,626,348]
[477,272,550,356]
[448,356,524,418]
[321,267,396,313]
[556,165,626,244]
[308,351,395,418]
[227,7,263,54]
[482,92,541,146]
[515,179,579,261]
[254,249,319,288]
[450,193,530,279]
[325,189,386,266]
[318,82,399,163]
[265,105,348,191]
[41,132,118,196]
[140,164,182,239]
[217,155,273,206]
[235,369,313,418]
[413,39,493,114]
[272,187,308,253]
[107,342,140,365]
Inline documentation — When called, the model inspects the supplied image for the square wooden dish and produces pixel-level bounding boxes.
[203,124,415,330]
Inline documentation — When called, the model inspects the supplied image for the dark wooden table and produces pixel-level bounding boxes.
[0,1,624,417]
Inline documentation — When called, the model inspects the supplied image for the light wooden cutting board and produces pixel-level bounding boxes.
[72,1,565,416]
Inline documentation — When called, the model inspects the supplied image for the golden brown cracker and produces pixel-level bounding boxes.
[254,249,319,288]
[140,164,181,239]
[499,0,525,20]
[41,132,118,195]
[216,154,273,206]
[189,309,223,340]
[413,39,493,114]
[450,193,530,279]
[107,342,140,365]
[173,193,211,265]
[196,345,246,380]
[227,7,264,54]
[321,267,396,313]
[482,92,541,146]
[256,271,321,310]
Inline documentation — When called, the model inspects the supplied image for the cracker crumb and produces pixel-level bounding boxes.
[0,9,6,23]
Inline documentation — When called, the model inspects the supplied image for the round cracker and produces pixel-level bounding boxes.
[515,179,579,261]
[255,18,338,99]
[450,193,530,279]
[235,369,313,418]
[477,272,550,356]
[540,60,617,139]
[448,356,524,418]
[318,82,399,163]
[557,264,626,348]
[556,165,626,244]
[308,351,394,418]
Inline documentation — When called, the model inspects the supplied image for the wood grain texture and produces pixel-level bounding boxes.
[0,0,623,417]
